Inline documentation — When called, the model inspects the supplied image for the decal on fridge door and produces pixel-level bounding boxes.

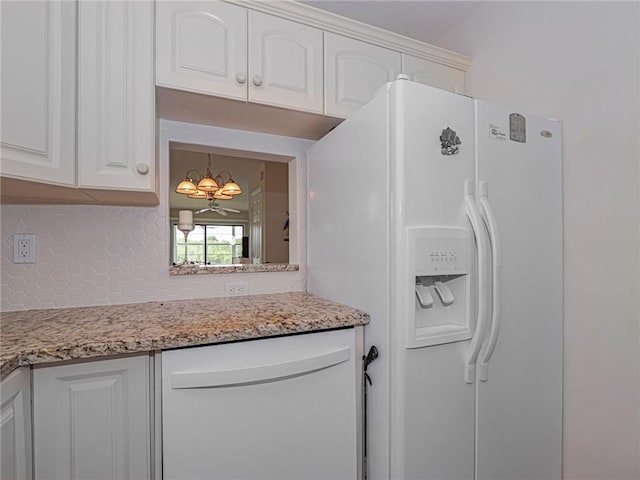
[489,124,507,141]
[509,113,526,143]
[440,127,461,155]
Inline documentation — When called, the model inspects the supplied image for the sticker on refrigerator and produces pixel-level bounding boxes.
[440,127,461,155]
[489,124,507,141]
[509,113,526,143]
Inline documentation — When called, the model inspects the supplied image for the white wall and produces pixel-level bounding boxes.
[1,122,312,312]
[438,2,640,479]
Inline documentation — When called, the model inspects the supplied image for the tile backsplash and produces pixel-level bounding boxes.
[1,204,304,311]
[1,121,310,312]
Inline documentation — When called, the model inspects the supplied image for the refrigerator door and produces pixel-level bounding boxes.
[391,80,477,480]
[308,84,393,480]
[475,101,563,480]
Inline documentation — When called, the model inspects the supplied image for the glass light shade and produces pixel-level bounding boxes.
[197,176,219,192]
[176,178,198,195]
[188,190,208,199]
[221,180,242,196]
[213,190,233,200]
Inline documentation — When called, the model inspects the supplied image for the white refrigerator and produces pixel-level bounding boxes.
[307,78,562,480]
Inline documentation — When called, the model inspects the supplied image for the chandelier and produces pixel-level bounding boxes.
[175,154,242,201]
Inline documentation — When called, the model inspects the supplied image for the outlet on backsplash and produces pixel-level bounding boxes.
[224,282,249,297]
[13,234,36,264]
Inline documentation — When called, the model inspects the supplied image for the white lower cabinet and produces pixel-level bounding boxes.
[162,328,362,479]
[1,367,32,480]
[33,355,152,480]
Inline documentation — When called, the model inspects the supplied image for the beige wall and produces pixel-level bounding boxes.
[438,2,640,478]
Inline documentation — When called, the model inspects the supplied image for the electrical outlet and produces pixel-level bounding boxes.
[13,234,36,264]
[225,282,249,297]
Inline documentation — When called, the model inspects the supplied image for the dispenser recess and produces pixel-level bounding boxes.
[407,226,474,348]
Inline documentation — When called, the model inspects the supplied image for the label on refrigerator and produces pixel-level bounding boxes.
[509,113,527,142]
[489,124,507,141]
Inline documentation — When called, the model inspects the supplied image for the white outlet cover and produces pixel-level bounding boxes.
[224,282,249,297]
[13,234,36,264]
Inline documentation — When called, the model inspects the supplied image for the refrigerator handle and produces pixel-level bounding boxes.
[478,182,502,381]
[464,180,490,384]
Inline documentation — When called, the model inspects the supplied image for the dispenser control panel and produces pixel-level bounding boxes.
[410,227,470,276]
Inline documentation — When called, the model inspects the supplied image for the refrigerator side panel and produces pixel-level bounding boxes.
[475,102,563,480]
[308,86,392,480]
[390,81,476,480]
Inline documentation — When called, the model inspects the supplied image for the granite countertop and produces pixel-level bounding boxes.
[0,292,369,379]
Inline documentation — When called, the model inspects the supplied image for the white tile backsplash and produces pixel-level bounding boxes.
[1,122,311,312]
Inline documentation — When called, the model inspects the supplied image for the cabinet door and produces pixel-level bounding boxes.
[156,1,247,100]
[1,368,32,480]
[77,0,155,192]
[33,356,151,480]
[0,0,75,187]
[248,11,323,113]
[402,54,465,94]
[162,329,360,479]
[325,33,401,118]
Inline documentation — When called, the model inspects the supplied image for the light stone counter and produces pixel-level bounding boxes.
[0,292,368,379]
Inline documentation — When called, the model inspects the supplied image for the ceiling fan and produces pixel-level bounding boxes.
[195,200,240,216]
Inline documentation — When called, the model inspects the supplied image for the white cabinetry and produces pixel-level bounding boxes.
[1,0,157,205]
[324,32,401,118]
[33,355,152,480]
[248,11,323,113]
[402,53,465,94]
[162,328,362,479]
[157,2,323,114]
[0,0,76,186]
[0,367,32,480]
[156,1,248,100]
[77,0,155,194]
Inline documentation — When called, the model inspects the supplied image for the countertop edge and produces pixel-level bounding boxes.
[1,293,369,380]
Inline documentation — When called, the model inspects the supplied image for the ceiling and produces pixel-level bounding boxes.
[301,1,479,46]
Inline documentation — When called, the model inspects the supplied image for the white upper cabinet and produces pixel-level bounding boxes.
[0,0,76,187]
[78,0,155,192]
[324,33,401,118]
[248,11,323,113]
[157,3,323,114]
[402,54,465,94]
[156,1,248,100]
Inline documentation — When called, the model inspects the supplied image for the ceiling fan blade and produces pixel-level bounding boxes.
[221,207,240,213]
[217,209,228,216]
[195,208,210,214]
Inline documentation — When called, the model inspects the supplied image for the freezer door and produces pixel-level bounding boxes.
[391,80,477,480]
[475,101,563,480]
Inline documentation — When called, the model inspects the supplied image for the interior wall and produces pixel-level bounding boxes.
[1,121,313,312]
[437,2,640,479]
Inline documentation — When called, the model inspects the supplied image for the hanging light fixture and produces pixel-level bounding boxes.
[174,154,242,201]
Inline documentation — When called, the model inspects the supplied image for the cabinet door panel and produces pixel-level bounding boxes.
[0,368,32,480]
[33,356,151,480]
[0,0,75,186]
[156,1,247,100]
[325,33,401,118]
[77,0,154,191]
[402,54,465,94]
[249,11,323,113]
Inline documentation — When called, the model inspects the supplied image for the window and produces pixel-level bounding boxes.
[174,224,244,265]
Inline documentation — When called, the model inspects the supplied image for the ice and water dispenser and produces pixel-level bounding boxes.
[407,226,473,348]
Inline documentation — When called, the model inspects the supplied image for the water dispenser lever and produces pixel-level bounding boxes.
[434,281,455,306]
[415,285,434,308]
